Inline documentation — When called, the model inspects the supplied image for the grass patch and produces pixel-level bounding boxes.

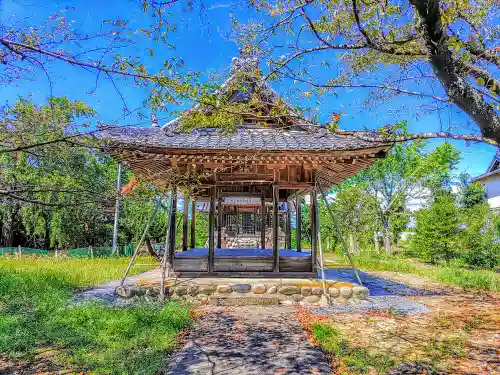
[325,253,500,292]
[0,256,192,374]
[311,322,394,375]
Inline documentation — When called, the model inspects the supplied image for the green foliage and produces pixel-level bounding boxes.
[332,134,459,251]
[311,322,394,375]
[0,98,118,249]
[0,257,191,374]
[459,203,499,269]
[459,182,487,208]
[324,253,500,292]
[0,98,183,251]
[411,193,459,263]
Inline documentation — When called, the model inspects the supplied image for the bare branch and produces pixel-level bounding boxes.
[335,129,498,146]
[409,0,500,143]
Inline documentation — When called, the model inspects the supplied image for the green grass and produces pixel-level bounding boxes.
[311,322,394,375]
[0,256,192,374]
[324,253,500,292]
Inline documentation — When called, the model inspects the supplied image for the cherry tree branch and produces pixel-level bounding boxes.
[335,129,498,146]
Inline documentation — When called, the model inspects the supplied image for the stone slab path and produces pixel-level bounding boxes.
[165,305,332,375]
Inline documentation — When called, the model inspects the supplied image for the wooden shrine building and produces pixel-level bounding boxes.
[101,56,392,278]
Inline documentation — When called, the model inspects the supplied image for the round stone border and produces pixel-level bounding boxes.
[123,280,371,306]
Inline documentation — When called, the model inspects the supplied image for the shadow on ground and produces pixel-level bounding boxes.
[165,306,332,375]
[323,268,441,296]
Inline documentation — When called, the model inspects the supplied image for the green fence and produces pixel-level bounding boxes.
[0,244,136,258]
[0,247,49,256]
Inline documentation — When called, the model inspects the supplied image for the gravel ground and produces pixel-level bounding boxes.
[314,295,431,315]
[72,269,159,305]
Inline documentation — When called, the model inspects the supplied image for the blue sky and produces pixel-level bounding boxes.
[0,0,495,177]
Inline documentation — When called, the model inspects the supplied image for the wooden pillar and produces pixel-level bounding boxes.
[296,195,302,252]
[286,201,292,249]
[208,186,216,273]
[170,188,177,255]
[182,197,188,251]
[190,200,196,248]
[272,185,280,272]
[260,192,266,249]
[310,188,318,272]
[217,197,222,248]
[169,187,177,263]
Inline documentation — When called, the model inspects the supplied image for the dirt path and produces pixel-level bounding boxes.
[165,305,332,375]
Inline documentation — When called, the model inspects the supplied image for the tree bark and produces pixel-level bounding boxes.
[383,219,391,254]
[374,231,380,254]
[145,238,156,257]
[349,232,355,254]
[409,0,500,143]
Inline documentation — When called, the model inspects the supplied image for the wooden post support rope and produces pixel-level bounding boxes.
[160,191,176,302]
[120,200,160,287]
[317,211,329,304]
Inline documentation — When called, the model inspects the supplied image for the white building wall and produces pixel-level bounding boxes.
[476,174,500,209]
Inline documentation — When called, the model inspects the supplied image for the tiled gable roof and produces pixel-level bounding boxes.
[100,126,389,152]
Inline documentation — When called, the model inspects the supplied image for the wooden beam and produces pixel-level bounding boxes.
[190,199,196,248]
[261,192,266,249]
[182,197,188,251]
[296,195,302,252]
[272,184,279,272]
[208,186,216,273]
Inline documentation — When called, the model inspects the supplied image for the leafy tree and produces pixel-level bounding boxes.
[411,192,459,263]
[0,98,119,248]
[329,186,379,253]
[240,0,500,144]
[357,133,459,252]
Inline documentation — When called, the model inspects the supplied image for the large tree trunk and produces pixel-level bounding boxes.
[409,0,500,143]
[1,217,14,247]
[145,238,156,257]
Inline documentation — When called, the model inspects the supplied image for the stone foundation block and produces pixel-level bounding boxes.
[196,294,209,302]
[352,286,370,299]
[175,285,188,296]
[198,285,216,295]
[279,285,300,295]
[328,287,340,298]
[340,286,353,299]
[187,284,199,296]
[267,286,278,294]
[303,295,320,303]
[311,287,323,296]
[288,294,304,302]
[252,284,267,294]
[232,284,251,293]
[217,284,232,293]
[301,286,312,296]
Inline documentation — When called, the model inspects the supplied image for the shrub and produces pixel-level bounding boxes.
[411,193,458,263]
[459,204,500,269]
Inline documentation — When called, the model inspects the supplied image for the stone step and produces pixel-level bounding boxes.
[209,294,280,306]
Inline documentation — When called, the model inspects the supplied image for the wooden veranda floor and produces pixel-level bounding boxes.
[173,248,315,278]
